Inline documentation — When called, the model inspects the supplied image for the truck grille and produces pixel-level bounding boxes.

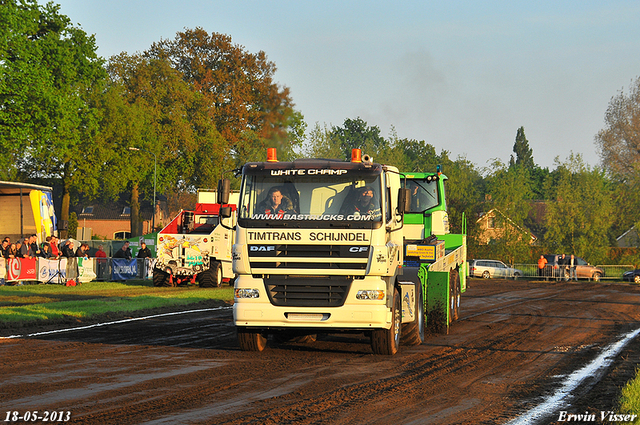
[249,244,369,272]
[264,275,351,307]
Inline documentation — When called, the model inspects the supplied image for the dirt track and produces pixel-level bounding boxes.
[1,279,639,425]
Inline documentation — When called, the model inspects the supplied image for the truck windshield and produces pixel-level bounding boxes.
[239,173,383,225]
[406,178,440,213]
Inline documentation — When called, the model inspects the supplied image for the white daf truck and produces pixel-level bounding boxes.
[225,149,466,354]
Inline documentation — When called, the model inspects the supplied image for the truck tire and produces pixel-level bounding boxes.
[212,261,223,287]
[198,261,222,288]
[449,269,460,322]
[237,328,267,351]
[152,269,167,287]
[401,283,425,346]
[371,288,401,355]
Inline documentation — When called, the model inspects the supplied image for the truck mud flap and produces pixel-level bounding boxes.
[425,270,449,334]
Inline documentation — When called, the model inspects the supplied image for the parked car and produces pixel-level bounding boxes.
[623,269,640,283]
[468,259,523,280]
[542,254,604,281]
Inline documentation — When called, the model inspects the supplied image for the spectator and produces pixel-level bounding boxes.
[50,236,60,258]
[557,254,567,281]
[95,245,107,260]
[61,240,75,258]
[29,234,40,257]
[113,241,132,260]
[136,242,152,259]
[94,244,108,279]
[537,255,547,278]
[5,243,17,258]
[75,243,89,259]
[569,254,578,281]
[42,236,52,254]
[15,240,23,258]
[1,239,9,258]
[38,244,52,259]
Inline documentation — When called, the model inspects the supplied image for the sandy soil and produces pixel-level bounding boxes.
[1,279,639,425]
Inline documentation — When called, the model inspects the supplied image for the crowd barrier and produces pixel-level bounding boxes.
[0,257,156,284]
[511,263,635,281]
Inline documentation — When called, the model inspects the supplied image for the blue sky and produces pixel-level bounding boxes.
[55,0,640,170]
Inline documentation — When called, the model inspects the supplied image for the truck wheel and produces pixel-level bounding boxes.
[199,261,222,288]
[152,269,167,287]
[212,261,223,287]
[237,328,267,352]
[401,283,425,346]
[371,288,401,355]
[449,269,460,322]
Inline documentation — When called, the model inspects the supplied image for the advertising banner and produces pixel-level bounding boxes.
[7,258,37,282]
[37,258,68,284]
[111,258,138,281]
[142,258,156,279]
[0,257,5,279]
[77,258,97,283]
[29,190,56,243]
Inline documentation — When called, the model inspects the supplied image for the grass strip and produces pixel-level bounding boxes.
[620,368,640,424]
[0,280,234,323]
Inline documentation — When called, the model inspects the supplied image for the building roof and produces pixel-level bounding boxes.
[77,203,153,221]
[0,181,53,194]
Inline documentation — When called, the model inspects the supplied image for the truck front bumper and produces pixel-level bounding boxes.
[233,275,393,331]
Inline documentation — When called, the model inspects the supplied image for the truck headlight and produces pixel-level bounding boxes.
[235,288,260,299]
[356,290,385,300]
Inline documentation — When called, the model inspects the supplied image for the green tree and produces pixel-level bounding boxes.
[299,122,344,159]
[483,160,533,263]
[544,154,613,264]
[594,77,640,243]
[100,53,225,235]
[1,0,106,235]
[146,28,295,166]
[595,76,640,181]
[329,117,386,161]
[439,154,484,236]
[509,126,535,170]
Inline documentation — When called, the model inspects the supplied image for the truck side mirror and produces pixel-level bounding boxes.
[219,206,232,218]
[217,179,231,204]
[398,188,411,214]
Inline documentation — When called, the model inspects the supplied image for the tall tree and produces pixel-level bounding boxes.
[101,53,225,235]
[146,28,295,166]
[509,126,535,170]
[483,160,533,263]
[595,76,640,182]
[1,0,107,236]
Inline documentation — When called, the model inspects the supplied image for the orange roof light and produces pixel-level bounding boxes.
[351,148,362,163]
[267,148,278,162]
